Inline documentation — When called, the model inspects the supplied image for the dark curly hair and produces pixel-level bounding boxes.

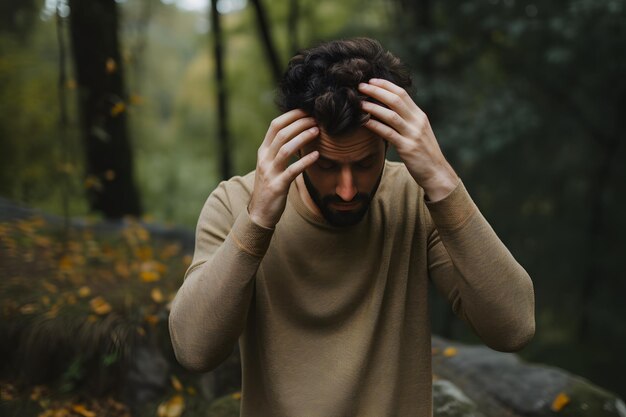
[276,37,412,137]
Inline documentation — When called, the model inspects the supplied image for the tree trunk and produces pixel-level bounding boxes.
[211,0,232,181]
[250,0,282,83]
[288,0,299,55]
[68,0,142,218]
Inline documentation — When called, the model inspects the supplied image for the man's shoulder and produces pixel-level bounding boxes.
[203,171,255,215]
[380,160,423,197]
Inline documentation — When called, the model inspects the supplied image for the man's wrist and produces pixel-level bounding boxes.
[420,164,460,202]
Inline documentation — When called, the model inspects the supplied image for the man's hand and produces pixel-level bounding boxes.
[358,79,459,202]
[248,109,320,228]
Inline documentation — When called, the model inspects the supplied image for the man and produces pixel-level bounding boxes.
[169,38,535,417]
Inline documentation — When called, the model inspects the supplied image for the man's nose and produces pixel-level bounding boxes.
[336,166,357,201]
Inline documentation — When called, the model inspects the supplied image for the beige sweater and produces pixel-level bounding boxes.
[169,161,535,417]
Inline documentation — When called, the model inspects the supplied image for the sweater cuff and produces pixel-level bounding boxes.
[229,208,275,258]
[425,181,479,230]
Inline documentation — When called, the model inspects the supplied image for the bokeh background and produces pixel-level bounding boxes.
[1,0,625,415]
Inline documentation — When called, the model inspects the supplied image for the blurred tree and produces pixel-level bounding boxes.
[211,0,233,180]
[68,0,142,218]
[0,0,37,36]
[250,0,283,83]
[388,0,626,396]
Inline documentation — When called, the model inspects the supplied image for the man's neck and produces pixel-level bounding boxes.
[295,174,322,216]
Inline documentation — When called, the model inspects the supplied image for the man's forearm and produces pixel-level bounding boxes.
[427,182,535,352]
[169,209,273,372]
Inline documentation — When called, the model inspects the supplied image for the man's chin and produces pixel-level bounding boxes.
[320,205,369,227]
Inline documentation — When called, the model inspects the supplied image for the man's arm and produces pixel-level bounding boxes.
[169,184,274,372]
[359,78,535,351]
[169,110,320,372]
[425,181,535,352]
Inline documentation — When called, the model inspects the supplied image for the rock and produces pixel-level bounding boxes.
[433,379,486,417]
[124,343,170,409]
[432,336,626,417]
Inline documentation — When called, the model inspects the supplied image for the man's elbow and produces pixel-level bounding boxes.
[487,318,535,352]
[169,315,232,373]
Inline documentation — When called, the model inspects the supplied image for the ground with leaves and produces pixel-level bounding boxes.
[0,214,237,417]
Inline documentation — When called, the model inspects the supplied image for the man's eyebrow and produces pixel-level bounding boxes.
[317,152,378,164]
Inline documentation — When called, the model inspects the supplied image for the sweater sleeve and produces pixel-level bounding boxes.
[169,181,274,372]
[425,181,535,352]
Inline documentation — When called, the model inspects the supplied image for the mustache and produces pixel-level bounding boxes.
[321,193,370,205]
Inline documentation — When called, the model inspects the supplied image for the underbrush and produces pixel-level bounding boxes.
[0,215,240,416]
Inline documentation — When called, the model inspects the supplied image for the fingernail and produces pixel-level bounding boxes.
[309,127,318,133]
[358,83,367,89]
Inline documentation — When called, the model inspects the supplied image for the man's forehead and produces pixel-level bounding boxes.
[304,127,383,159]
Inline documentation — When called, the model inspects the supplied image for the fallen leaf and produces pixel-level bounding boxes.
[110,102,126,117]
[78,286,91,298]
[145,314,159,326]
[42,281,58,293]
[129,94,144,105]
[231,392,241,400]
[157,395,185,417]
[140,270,160,282]
[20,304,37,314]
[551,392,571,412]
[105,58,117,74]
[135,247,153,261]
[72,404,96,417]
[443,347,458,357]
[59,255,73,271]
[90,296,112,315]
[171,375,183,392]
[151,288,164,303]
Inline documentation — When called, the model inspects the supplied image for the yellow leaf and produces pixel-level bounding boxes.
[135,226,150,242]
[443,347,458,357]
[115,262,131,278]
[231,391,242,400]
[45,305,59,319]
[182,255,193,266]
[551,392,571,412]
[105,58,117,74]
[186,386,196,396]
[104,170,116,181]
[34,236,52,247]
[72,404,96,417]
[42,281,58,293]
[78,286,91,298]
[59,255,73,271]
[84,175,102,191]
[41,296,51,306]
[66,79,77,89]
[145,314,159,326]
[157,395,185,417]
[151,288,164,303]
[171,375,183,392]
[160,243,181,260]
[129,93,144,105]
[140,270,160,283]
[110,102,126,117]
[135,246,153,261]
[20,304,37,314]
[90,296,112,315]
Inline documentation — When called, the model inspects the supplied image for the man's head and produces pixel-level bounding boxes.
[276,38,412,226]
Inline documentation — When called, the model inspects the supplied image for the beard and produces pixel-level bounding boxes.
[302,168,384,227]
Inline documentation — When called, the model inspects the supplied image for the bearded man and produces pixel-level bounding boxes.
[169,37,535,417]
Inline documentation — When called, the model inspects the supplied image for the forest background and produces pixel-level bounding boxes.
[1,0,625,403]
